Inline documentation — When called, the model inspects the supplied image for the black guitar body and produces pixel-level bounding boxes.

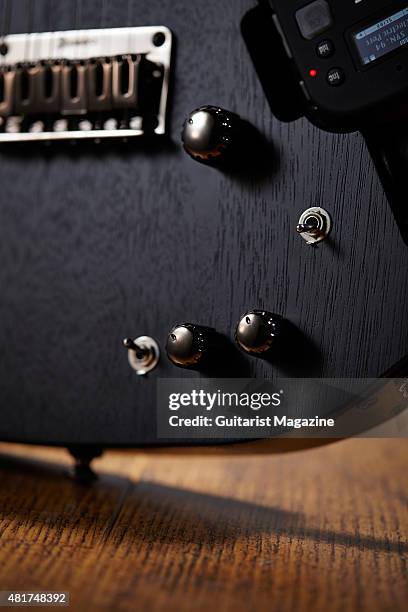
[0,0,407,448]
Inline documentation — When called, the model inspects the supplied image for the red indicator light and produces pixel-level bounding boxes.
[309,69,318,78]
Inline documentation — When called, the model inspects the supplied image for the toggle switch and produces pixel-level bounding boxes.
[123,336,160,376]
[235,310,284,356]
[296,207,331,245]
[166,323,217,369]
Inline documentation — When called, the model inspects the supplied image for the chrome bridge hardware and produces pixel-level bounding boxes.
[0,26,172,142]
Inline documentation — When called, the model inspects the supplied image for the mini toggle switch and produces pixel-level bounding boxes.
[296,207,331,245]
[123,336,160,376]
[166,323,217,369]
[235,310,285,356]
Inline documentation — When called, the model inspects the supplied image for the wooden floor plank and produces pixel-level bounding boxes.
[0,439,406,611]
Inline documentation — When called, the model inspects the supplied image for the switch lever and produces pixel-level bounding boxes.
[297,221,319,234]
[296,207,331,245]
[123,338,149,359]
[123,336,160,376]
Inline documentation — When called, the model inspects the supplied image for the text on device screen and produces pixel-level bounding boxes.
[353,6,408,66]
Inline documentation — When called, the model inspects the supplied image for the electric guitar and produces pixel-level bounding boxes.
[0,0,407,466]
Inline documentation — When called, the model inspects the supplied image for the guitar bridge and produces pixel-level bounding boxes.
[0,26,172,142]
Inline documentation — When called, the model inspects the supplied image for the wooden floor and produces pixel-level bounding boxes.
[0,439,406,611]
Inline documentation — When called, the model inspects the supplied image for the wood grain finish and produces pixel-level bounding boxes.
[0,439,407,611]
[0,0,407,446]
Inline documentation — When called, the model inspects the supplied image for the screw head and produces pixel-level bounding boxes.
[153,32,166,47]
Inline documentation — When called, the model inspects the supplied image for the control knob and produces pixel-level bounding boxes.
[235,310,284,356]
[166,323,216,368]
[181,106,241,164]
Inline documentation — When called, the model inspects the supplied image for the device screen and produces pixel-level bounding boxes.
[353,6,408,66]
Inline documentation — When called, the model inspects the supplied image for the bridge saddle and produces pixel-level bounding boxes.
[0,26,172,141]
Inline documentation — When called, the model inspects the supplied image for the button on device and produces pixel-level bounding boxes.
[295,0,333,40]
[316,39,334,58]
[327,67,345,86]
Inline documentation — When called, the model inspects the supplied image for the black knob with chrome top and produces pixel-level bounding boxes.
[181,106,241,164]
[235,310,284,356]
[166,323,217,369]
